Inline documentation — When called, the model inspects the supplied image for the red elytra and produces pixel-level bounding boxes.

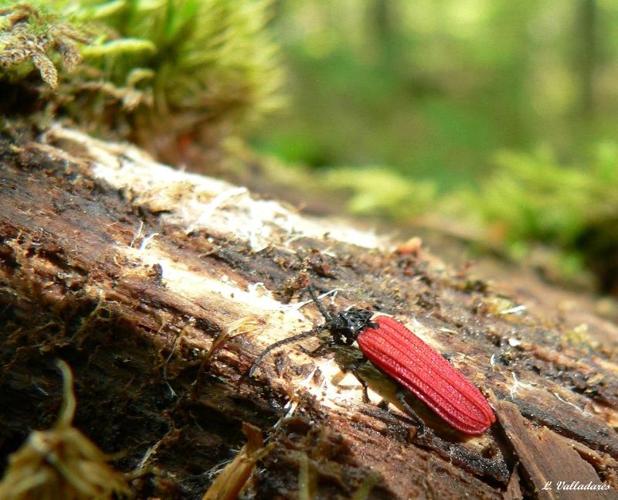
[249,293,496,435]
[357,315,495,435]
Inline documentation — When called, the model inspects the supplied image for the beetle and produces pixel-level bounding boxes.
[249,288,495,435]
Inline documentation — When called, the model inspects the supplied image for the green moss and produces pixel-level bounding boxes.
[472,147,614,243]
[0,0,282,136]
[82,0,283,126]
[324,167,436,219]
[467,143,618,290]
[0,2,84,88]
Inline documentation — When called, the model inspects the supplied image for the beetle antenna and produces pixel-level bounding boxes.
[306,284,333,322]
[248,326,325,378]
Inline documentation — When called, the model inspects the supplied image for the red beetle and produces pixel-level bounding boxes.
[250,291,495,435]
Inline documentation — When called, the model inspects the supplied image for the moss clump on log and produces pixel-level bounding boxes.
[0,0,282,142]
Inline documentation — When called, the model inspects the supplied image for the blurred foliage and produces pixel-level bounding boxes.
[249,0,618,292]
[0,0,282,137]
[0,361,129,499]
[472,145,618,249]
[2,0,618,292]
[256,0,618,185]
[325,167,436,219]
[468,143,618,291]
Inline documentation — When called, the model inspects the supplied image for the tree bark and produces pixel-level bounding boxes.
[0,126,616,499]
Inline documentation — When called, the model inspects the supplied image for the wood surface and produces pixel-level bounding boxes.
[0,126,616,499]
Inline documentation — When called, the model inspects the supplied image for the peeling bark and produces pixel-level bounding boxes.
[0,126,617,499]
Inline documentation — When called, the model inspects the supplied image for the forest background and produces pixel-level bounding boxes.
[254,0,618,297]
[2,0,618,296]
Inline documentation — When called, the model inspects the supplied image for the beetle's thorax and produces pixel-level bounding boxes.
[326,308,375,345]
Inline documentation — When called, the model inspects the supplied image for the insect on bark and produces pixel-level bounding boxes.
[249,289,495,435]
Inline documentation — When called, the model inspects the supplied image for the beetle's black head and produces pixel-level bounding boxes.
[326,307,375,346]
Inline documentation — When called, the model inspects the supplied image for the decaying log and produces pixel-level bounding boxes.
[0,125,617,499]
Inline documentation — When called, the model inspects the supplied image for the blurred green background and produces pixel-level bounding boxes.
[249,0,618,294]
[1,0,617,295]
[255,0,617,184]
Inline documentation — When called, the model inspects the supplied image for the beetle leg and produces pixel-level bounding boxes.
[396,390,427,436]
[377,399,389,410]
[343,358,370,403]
